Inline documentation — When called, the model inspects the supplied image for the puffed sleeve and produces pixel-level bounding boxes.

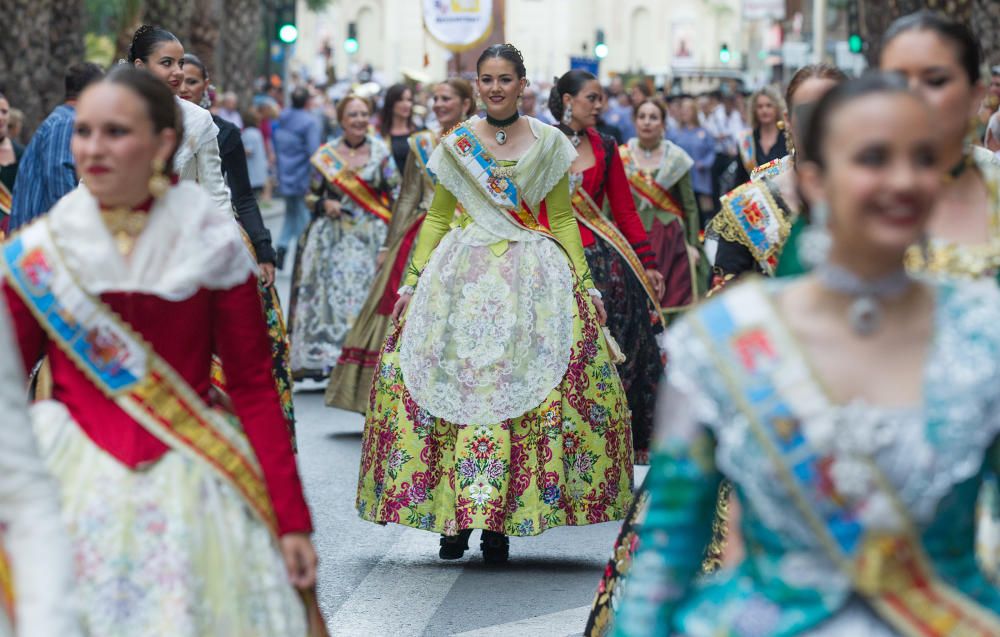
[546,173,596,290]
[196,136,234,215]
[0,296,83,636]
[401,183,456,290]
[212,275,312,535]
[613,323,723,637]
[605,148,657,269]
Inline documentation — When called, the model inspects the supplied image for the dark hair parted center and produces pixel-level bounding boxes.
[476,44,527,79]
[882,10,982,84]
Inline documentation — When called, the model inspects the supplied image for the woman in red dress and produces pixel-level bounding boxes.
[2,68,317,635]
[547,69,667,463]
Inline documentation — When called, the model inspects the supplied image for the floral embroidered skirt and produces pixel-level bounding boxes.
[356,288,635,537]
[31,401,307,637]
[261,283,296,436]
[585,484,650,637]
[584,239,665,464]
[288,213,387,380]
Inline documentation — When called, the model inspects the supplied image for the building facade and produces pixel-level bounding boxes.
[293,0,746,86]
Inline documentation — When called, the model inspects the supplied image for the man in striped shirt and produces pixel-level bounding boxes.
[9,62,103,231]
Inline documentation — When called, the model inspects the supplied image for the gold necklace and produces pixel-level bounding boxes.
[101,207,150,256]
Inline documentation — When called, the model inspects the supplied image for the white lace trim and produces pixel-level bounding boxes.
[400,226,575,425]
[627,138,693,192]
[44,183,255,301]
[663,279,1000,549]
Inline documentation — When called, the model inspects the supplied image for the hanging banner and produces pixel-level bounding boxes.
[423,0,494,52]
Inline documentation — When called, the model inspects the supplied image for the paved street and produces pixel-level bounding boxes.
[262,205,634,637]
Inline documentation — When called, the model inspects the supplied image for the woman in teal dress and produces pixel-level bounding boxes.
[615,74,1000,637]
[356,45,633,563]
[584,64,848,637]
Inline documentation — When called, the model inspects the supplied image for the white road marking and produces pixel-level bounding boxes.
[327,526,463,636]
[449,605,591,637]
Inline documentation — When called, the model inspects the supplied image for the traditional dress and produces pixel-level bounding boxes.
[2,182,311,636]
[356,117,633,537]
[735,127,788,185]
[586,140,711,637]
[547,127,664,463]
[709,157,797,286]
[0,141,23,235]
[588,154,804,637]
[615,277,1000,637]
[288,135,400,380]
[326,130,437,413]
[0,302,79,637]
[620,139,706,314]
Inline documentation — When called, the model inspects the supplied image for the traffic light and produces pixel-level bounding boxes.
[274,2,296,44]
[719,43,731,64]
[594,29,608,59]
[345,22,359,55]
[847,0,863,54]
[278,23,298,44]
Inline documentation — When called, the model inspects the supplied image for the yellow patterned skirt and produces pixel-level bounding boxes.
[356,289,634,537]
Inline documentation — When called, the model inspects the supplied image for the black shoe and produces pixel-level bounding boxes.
[480,530,509,564]
[275,246,287,270]
[439,529,473,560]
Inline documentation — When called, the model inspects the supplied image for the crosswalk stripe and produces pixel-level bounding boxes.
[327,527,463,636]
[449,605,591,637]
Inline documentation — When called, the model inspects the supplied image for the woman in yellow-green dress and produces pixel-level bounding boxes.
[355,45,634,563]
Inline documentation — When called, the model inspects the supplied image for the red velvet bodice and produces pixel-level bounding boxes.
[4,277,312,535]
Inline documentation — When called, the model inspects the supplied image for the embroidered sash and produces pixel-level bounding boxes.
[0,182,11,217]
[738,129,756,173]
[619,146,686,220]
[751,155,792,182]
[408,130,437,179]
[311,143,392,223]
[571,187,663,317]
[443,124,561,243]
[2,223,279,538]
[714,180,792,275]
[691,281,1000,637]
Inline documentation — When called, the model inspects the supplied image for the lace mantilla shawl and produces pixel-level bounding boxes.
[663,278,1000,587]
[173,97,220,178]
[400,117,578,425]
[625,138,693,196]
[425,116,576,242]
[40,182,255,301]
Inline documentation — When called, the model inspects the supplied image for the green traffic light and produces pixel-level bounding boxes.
[344,37,359,55]
[719,46,731,64]
[594,43,609,59]
[849,34,863,54]
[278,23,298,44]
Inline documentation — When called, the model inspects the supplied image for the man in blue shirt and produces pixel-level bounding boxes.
[10,62,103,231]
[273,87,321,269]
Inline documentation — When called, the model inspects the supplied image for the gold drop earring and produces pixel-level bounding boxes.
[148,158,169,199]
